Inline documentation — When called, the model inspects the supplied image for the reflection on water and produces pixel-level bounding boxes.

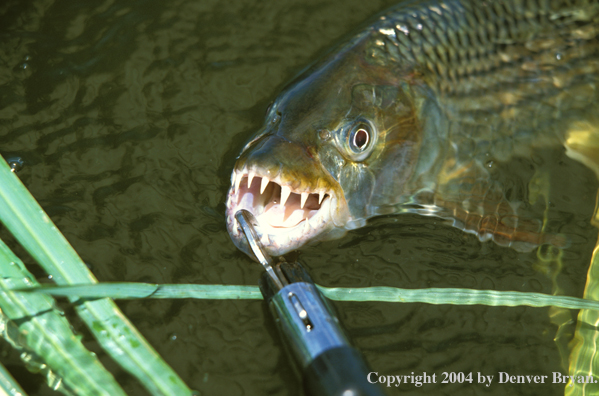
[0,0,597,395]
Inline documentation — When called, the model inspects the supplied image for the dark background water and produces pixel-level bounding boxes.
[0,0,597,395]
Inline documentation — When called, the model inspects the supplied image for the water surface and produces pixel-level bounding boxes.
[0,0,597,395]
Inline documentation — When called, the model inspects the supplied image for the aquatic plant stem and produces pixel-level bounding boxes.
[16,282,599,312]
[564,128,599,394]
[0,156,192,396]
[567,190,599,395]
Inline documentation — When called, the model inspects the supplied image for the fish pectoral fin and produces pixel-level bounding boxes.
[447,203,567,253]
[412,169,567,252]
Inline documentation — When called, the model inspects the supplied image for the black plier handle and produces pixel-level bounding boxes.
[235,210,386,396]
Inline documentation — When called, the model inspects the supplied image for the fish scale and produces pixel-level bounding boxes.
[373,1,599,164]
[379,2,597,77]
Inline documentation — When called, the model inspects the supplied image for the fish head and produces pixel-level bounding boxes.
[226,37,422,257]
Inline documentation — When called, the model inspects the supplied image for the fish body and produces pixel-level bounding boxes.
[226,0,599,257]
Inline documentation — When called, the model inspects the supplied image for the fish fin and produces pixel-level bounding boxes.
[408,161,567,252]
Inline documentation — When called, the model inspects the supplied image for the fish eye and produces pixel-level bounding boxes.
[336,119,376,161]
[349,122,372,153]
[352,127,369,151]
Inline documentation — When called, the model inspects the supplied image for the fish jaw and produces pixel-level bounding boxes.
[225,161,350,257]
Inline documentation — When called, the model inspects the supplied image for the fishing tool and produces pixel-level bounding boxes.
[235,209,385,396]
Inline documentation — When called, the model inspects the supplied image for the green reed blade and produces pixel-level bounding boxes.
[16,281,599,312]
[320,286,599,311]
[19,283,263,300]
[567,245,599,395]
[0,238,125,396]
[0,360,27,396]
[0,157,192,396]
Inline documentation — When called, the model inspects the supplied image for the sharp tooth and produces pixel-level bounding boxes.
[260,177,269,194]
[304,219,311,233]
[318,191,325,204]
[234,172,242,194]
[247,171,255,188]
[300,192,308,209]
[280,186,291,206]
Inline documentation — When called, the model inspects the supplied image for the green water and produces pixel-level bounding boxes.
[0,0,597,395]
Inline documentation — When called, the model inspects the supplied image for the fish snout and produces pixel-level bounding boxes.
[237,135,324,188]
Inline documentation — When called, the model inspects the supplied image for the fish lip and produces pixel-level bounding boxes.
[225,165,342,257]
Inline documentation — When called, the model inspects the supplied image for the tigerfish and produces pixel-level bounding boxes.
[225,0,599,257]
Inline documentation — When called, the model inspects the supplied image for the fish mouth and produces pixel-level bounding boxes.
[225,166,339,257]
